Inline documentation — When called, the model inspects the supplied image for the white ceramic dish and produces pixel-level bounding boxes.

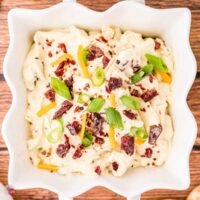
[2,0,197,199]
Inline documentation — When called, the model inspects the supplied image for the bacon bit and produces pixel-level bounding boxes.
[141,89,158,102]
[130,89,140,97]
[155,40,161,50]
[102,56,110,68]
[95,136,104,144]
[54,61,66,78]
[99,130,108,137]
[64,76,74,96]
[123,110,137,120]
[135,84,145,91]
[112,162,119,171]
[106,77,122,93]
[87,45,104,61]
[46,39,53,47]
[121,135,134,155]
[48,51,53,57]
[58,43,67,53]
[87,113,104,134]
[56,135,71,158]
[149,124,162,145]
[74,106,84,113]
[94,166,101,175]
[53,100,73,119]
[132,66,141,73]
[73,145,84,159]
[140,108,146,112]
[149,74,154,83]
[144,148,153,158]
[44,89,55,102]
[97,36,108,43]
[66,121,81,135]
[83,83,90,91]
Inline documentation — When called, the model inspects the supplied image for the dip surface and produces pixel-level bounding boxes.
[23,26,174,176]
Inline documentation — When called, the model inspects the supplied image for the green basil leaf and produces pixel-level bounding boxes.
[87,98,105,112]
[120,95,141,110]
[105,107,124,129]
[145,53,168,72]
[130,127,148,140]
[131,64,153,84]
[92,67,105,87]
[51,77,72,100]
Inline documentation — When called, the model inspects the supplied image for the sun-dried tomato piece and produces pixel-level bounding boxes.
[66,121,81,135]
[94,166,101,175]
[154,40,161,50]
[112,162,119,171]
[53,100,73,119]
[141,89,158,102]
[48,51,53,57]
[95,136,104,145]
[107,77,122,93]
[97,36,108,43]
[149,124,162,145]
[123,110,137,120]
[44,89,55,102]
[121,135,134,156]
[87,113,104,134]
[87,45,104,61]
[73,145,84,159]
[56,135,71,158]
[58,43,67,53]
[102,56,110,68]
[54,61,66,78]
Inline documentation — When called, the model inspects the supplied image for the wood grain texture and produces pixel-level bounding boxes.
[0,0,200,200]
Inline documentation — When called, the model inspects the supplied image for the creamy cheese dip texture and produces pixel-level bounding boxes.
[23,26,174,176]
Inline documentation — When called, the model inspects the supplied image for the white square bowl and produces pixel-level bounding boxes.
[2,0,197,199]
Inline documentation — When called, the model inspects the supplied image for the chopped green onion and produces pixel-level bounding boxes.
[87,98,105,112]
[82,130,93,147]
[131,64,153,84]
[82,137,92,147]
[47,127,63,144]
[120,95,141,110]
[130,127,148,140]
[105,107,124,129]
[47,118,64,144]
[37,147,44,153]
[145,53,168,72]
[51,77,72,100]
[78,93,90,104]
[92,67,105,87]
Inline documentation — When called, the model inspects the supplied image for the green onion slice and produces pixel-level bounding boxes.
[105,107,124,129]
[130,127,148,140]
[145,53,168,72]
[120,95,141,110]
[92,67,105,87]
[78,93,90,104]
[87,98,105,113]
[51,77,72,100]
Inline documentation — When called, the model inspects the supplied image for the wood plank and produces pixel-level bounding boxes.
[1,150,200,200]
[0,0,199,73]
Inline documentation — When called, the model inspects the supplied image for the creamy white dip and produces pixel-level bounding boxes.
[23,26,174,176]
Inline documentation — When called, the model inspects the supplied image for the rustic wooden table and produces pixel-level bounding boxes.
[0,0,200,199]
